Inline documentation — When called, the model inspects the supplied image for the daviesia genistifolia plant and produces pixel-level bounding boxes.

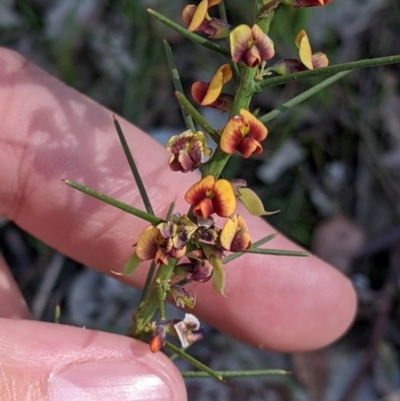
[65,0,400,381]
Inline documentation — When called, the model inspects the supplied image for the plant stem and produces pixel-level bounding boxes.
[258,55,400,90]
[165,342,224,381]
[147,9,230,58]
[182,369,290,378]
[64,180,162,225]
[164,41,196,132]
[113,117,155,216]
[259,71,351,124]
[129,258,178,338]
[200,10,276,180]
[223,233,278,264]
[175,92,220,144]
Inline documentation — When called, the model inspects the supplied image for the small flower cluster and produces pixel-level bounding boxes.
[131,0,332,352]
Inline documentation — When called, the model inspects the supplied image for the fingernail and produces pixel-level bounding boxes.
[50,360,172,401]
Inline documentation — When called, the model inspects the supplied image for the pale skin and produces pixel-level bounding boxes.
[0,48,357,400]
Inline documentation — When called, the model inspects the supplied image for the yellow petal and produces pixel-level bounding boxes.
[136,226,159,260]
[188,0,208,31]
[201,64,232,105]
[295,30,313,70]
[230,24,252,63]
[213,179,236,217]
[220,215,251,252]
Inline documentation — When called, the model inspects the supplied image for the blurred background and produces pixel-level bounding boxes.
[1,0,400,400]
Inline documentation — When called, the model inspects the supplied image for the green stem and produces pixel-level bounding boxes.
[113,117,155,216]
[129,258,177,338]
[258,55,400,90]
[175,92,220,144]
[223,233,278,264]
[259,71,351,124]
[164,41,195,132]
[200,11,276,180]
[139,201,175,305]
[200,66,259,179]
[64,180,163,225]
[182,369,290,378]
[165,342,224,381]
[244,248,311,257]
[140,261,157,304]
[147,9,230,58]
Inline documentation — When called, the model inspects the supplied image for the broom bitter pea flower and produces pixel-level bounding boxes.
[165,130,211,173]
[295,30,329,70]
[230,24,275,67]
[191,64,234,112]
[184,175,236,219]
[182,0,230,39]
[268,30,328,75]
[220,215,252,252]
[220,109,268,158]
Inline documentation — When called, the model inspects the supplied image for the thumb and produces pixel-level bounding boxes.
[0,319,186,401]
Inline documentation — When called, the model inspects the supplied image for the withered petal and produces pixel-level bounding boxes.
[312,52,329,69]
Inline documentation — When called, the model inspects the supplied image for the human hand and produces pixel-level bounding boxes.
[0,48,356,400]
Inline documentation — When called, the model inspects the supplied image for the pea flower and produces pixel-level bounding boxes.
[165,130,211,173]
[220,215,252,252]
[136,215,198,265]
[268,30,328,75]
[283,0,332,6]
[295,30,329,70]
[220,109,268,158]
[230,24,275,67]
[182,0,230,39]
[191,64,233,112]
[184,175,236,219]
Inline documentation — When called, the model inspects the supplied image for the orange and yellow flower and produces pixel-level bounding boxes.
[182,0,230,39]
[184,175,236,219]
[295,30,328,70]
[230,24,275,67]
[191,64,233,112]
[220,215,252,252]
[220,109,268,158]
[268,30,328,75]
